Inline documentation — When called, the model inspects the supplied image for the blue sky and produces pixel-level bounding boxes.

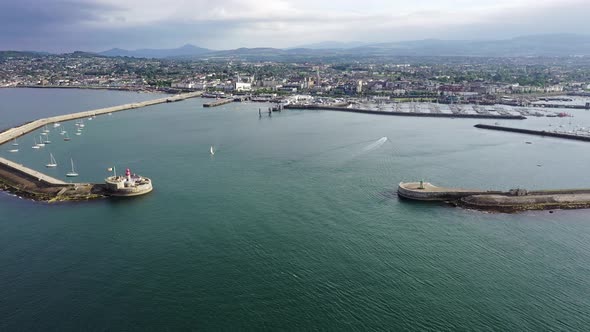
[0,0,586,52]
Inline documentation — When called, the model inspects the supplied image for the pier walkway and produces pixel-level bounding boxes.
[0,91,202,145]
[0,157,67,185]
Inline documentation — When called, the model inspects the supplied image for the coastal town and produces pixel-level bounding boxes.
[2,51,590,108]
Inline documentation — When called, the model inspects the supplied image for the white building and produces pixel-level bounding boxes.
[234,82,252,91]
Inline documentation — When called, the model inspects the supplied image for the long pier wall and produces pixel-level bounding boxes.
[474,124,590,142]
[285,105,527,120]
[0,91,202,145]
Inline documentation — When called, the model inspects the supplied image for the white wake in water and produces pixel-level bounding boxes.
[363,137,388,152]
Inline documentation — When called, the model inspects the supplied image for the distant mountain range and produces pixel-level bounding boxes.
[92,34,590,59]
[291,41,368,50]
[4,34,590,60]
[98,44,211,58]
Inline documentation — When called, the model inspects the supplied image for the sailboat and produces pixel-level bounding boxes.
[43,135,51,144]
[32,137,40,149]
[210,146,215,155]
[37,136,45,147]
[66,159,79,177]
[42,125,50,133]
[11,138,18,146]
[45,153,57,168]
[63,132,71,141]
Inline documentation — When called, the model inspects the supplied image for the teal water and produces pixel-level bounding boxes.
[1,89,590,330]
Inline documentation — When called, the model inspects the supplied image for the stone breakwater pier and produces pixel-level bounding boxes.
[0,92,202,201]
[474,124,590,142]
[285,105,527,120]
[398,182,590,213]
[0,92,202,144]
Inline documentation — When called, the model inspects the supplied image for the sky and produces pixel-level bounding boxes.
[0,0,587,52]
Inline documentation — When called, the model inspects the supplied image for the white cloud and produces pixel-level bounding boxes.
[0,0,587,51]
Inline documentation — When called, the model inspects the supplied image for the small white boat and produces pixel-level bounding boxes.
[43,136,51,144]
[8,149,18,153]
[42,125,50,133]
[66,159,79,177]
[41,132,48,136]
[53,123,61,128]
[45,153,57,168]
[37,136,45,147]
[11,138,18,146]
[60,130,67,135]
[210,146,215,155]
[75,132,82,136]
[32,138,40,149]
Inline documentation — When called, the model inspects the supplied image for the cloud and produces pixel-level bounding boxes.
[0,0,121,51]
[0,0,587,52]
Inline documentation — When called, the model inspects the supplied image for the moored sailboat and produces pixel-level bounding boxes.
[32,137,40,149]
[45,153,57,168]
[66,159,79,177]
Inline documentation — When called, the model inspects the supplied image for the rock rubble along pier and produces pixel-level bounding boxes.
[398,182,590,213]
[0,157,103,201]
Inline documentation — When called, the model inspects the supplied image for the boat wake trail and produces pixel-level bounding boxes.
[362,137,388,152]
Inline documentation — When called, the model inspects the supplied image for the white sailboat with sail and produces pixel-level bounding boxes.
[37,136,45,147]
[210,146,215,155]
[66,159,79,177]
[45,153,57,168]
[32,137,40,149]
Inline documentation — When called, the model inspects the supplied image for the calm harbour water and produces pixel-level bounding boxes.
[1,89,590,331]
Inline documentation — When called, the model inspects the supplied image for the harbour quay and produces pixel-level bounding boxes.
[203,98,234,107]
